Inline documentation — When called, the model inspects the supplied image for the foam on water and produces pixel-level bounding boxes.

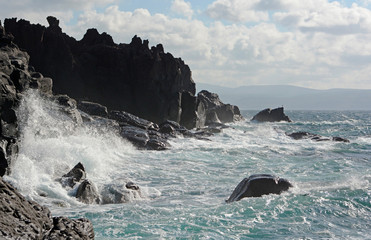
[5,90,148,207]
[4,93,371,239]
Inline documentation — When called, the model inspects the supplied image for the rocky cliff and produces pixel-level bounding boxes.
[4,17,243,129]
[4,17,198,126]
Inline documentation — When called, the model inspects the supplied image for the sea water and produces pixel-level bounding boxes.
[4,90,371,239]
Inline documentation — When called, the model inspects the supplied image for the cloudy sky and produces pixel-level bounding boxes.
[1,0,371,89]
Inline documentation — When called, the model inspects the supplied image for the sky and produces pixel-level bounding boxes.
[1,0,371,90]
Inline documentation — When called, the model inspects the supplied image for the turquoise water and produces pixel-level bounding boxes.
[5,92,371,239]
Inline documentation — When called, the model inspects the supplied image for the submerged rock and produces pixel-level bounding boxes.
[226,174,293,203]
[101,183,142,204]
[286,131,350,142]
[251,107,291,122]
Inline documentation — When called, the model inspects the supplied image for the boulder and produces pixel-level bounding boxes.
[119,125,170,150]
[0,177,94,239]
[78,100,108,117]
[101,183,142,204]
[59,162,86,188]
[251,107,291,122]
[76,179,101,204]
[110,110,159,131]
[226,174,293,203]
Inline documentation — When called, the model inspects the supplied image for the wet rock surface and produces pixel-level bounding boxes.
[59,163,143,205]
[0,20,53,176]
[0,177,94,239]
[286,131,350,142]
[226,174,293,203]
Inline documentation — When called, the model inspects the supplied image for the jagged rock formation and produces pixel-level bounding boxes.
[0,177,95,239]
[197,90,243,125]
[4,17,243,129]
[251,107,291,122]
[4,17,201,127]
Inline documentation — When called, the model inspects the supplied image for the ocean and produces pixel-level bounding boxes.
[4,90,371,239]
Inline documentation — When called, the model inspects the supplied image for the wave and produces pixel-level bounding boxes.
[5,90,151,207]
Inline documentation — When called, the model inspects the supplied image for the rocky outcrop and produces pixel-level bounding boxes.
[0,177,94,239]
[59,162,86,188]
[286,131,350,142]
[59,163,143,204]
[251,107,291,122]
[226,174,293,203]
[197,90,243,125]
[4,17,244,129]
[4,17,199,127]
[58,162,101,204]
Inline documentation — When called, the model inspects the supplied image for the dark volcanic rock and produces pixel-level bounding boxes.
[226,174,293,203]
[119,125,170,150]
[251,107,291,122]
[76,179,101,204]
[78,100,108,117]
[332,136,350,142]
[110,110,159,131]
[287,131,350,142]
[4,17,199,128]
[1,21,51,176]
[198,90,243,125]
[59,162,86,188]
[0,177,94,239]
[47,216,95,240]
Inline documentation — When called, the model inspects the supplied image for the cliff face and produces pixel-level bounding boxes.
[0,20,53,176]
[4,17,196,126]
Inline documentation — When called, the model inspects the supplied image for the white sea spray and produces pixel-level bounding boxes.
[4,93,371,239]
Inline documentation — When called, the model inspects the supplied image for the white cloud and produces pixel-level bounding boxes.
[60,3,371,89]
[274,1,371,34]
[0,0,117,28]
[205,0,269,22]
[171,0,194,19]
[2,1,371,89]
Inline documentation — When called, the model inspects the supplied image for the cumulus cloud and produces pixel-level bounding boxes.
[61,3,371,89]
[274,1,371,34]
[171,0,194,19]
[205,0,269,22]
[0,0,116,28]
[2,0,371,89]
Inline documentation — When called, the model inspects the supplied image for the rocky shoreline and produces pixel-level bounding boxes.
[1,16,350,239]
[0,17,243,239]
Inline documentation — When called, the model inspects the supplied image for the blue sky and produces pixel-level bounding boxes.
[1,0,371,90]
